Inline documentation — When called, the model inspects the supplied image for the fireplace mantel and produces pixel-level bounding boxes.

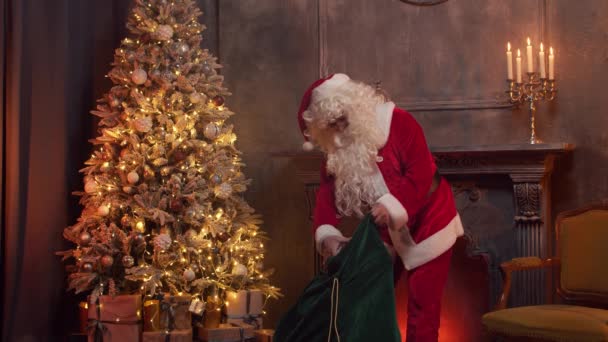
[284,142,574,308]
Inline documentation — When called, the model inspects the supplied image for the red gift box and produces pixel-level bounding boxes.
[87,294,142,342]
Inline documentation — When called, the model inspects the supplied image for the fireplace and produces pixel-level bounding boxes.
[288,142,573,340]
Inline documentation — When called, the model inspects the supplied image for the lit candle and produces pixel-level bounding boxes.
[548,47,555,80]
[506,42,513,80]
[516,49,522,83]
[538,43,546,79]
[526,37,534,73]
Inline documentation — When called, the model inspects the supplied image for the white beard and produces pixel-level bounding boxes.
[326,133,383,218]
[304,79,387,217]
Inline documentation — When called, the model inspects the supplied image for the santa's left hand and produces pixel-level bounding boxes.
[371,203,390,227]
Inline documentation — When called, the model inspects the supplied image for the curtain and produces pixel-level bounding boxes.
[1,1,129,340]
[1,1,218,340]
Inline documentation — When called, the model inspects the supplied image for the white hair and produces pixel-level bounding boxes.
[303,80,385,217]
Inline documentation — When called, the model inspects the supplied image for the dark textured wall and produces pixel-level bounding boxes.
[217,0,608,328]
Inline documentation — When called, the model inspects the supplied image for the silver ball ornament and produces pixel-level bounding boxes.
[201,61,213,76]
[210,174,222,184]
[79,231,92,246]
[131,68,148,85]
[177,42,190,55]
[82,263,94,272]
[203,123,220,140]
[122,255,135,268]
[84,181,98,194]
[183,268,196,281]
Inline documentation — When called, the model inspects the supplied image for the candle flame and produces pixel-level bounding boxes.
[517,49,521,57]
[507,42,511,51]
[527,37,531,46]
[549,47,554,56]
[540,43,544,52]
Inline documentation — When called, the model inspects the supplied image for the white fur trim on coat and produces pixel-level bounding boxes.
[388,214,465,270]
[375,101,395,148]
[314,224,344,252]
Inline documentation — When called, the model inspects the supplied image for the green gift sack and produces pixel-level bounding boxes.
[275,215,401,342]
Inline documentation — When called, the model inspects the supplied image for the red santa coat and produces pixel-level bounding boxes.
[313,102,464,270]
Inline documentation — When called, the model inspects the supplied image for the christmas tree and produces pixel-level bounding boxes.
[57,0,280,307]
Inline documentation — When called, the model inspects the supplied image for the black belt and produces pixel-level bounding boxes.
[426,170,441,198]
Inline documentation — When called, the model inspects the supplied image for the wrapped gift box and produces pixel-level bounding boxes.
[198,323,255,342]
[87,294,142,342]
[144,294,192,331]
[142,328,192,342]
[225,290,263,329]
[254,329,274,342]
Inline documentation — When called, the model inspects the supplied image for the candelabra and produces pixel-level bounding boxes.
[507,73,557,144]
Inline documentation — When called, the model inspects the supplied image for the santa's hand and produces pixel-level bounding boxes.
[371,203,390,227]
[321,235,351,257]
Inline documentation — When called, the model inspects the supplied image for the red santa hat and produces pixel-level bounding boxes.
[297,73,351,151]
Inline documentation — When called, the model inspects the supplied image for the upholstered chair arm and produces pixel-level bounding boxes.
[495,257,560,311]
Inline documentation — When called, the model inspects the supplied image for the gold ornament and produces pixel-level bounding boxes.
[127,171,140,184]
[143,165,155,179]
[135,220,146,233]
[152,158,168,166]
[100,162,112,172]
[132,68,148,85]
[97,204,110,216]
[121,215,131,227]
[160,166,174,176]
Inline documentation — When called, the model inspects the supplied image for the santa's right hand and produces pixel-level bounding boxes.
[321,235,351,257]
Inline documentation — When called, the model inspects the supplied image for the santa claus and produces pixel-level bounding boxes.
[298,73,464,342]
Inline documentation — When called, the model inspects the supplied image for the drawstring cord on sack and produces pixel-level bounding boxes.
[327,277,341,342]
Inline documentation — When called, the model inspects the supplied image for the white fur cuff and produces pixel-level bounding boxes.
[377,193,409,230]
[315,224,344,252]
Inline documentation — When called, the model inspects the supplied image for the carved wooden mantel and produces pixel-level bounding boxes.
[288,142,574,308]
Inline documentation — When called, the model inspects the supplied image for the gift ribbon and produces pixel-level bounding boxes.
[228,290,262,329]
[87,297,142,342]
[158,297,191,341]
